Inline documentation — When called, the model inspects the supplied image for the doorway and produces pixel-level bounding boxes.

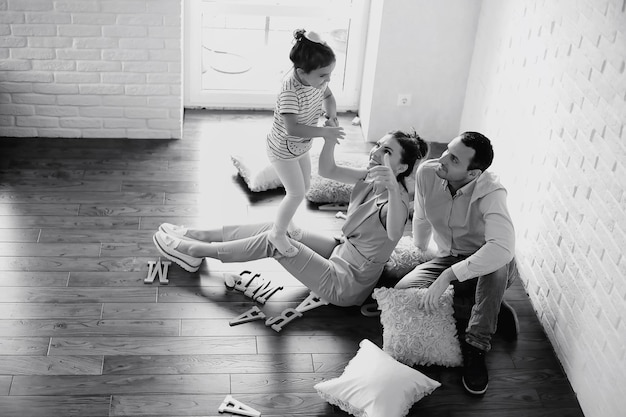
[183,0,370,111]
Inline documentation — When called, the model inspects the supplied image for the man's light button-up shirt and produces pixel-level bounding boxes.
[412,160,515,282]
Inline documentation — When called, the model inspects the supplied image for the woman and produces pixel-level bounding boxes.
[153,130,428,307]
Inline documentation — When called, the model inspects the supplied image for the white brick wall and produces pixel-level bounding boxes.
[461,1,626,416]
[0,0,182,139]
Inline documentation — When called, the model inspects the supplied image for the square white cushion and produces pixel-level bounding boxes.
[314,339,440,417]
[230,153,283,192]
[372,287,463,367]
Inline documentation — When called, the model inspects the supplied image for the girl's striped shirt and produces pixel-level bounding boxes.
[267,71,327,160]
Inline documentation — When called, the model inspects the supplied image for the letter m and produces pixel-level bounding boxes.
[145,259,171,285]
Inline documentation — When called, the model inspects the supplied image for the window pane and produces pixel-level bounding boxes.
[200,1,351,94]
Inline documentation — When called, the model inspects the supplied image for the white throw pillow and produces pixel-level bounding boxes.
[372,287,463,367]
[314,339,440,417]
[230,153,283,192]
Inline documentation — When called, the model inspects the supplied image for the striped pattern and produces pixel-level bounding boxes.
[267,72,327,160]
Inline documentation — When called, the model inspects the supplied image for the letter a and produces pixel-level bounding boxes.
[229,306,266,327]
[145,258,171,284]
[218,395,261,417]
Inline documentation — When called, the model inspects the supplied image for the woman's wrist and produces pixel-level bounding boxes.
[387,179,401,193]
[323,116,338,127]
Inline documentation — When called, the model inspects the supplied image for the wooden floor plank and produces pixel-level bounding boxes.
[102,353,314,375]
[102,301,260,320]
[0,228,41,243]
[110,393,333,417]
[78,204,199,217]
[180,315,381,338]
[0,179,121,192]
[0,215,140,229]
[0,242,101,257]
[0,271,69,287]
[0,396,111,417]
[10,374,231,396]
[0,191,165,205]
[0,355,104,375]
[230,372,335,394]
[0,287,157,303]
[68,270,218,287]
[0,319,180,337]
[39,229,154,243]
[256,335,365,354]
[49,336,258,355]
[0,337,50,355]
[0,169,86,180]
[0,303,102,319]
[0,256,154,272]
[0,203,80,216]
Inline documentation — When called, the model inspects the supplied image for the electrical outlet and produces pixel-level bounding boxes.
[397,93,412,106]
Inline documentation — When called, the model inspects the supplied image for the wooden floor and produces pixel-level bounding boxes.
[0,110,585,417]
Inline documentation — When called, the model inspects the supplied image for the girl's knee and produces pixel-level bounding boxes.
[284,192,306,201]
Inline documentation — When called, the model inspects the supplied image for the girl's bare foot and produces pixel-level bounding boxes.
[268,230,298,257]
[287,224,303,241]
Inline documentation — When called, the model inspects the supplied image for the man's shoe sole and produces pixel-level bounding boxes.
[462,377,488,395]
[498,300,520,341]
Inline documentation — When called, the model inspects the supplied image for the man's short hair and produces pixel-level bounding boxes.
[459,131,494,172]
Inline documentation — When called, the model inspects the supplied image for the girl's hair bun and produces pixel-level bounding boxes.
[293,28,306,41]
[289,28,335,72]
[293,29,324,44]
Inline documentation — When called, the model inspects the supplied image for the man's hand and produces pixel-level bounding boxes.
[418,267,457,314]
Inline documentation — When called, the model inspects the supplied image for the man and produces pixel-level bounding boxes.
[395,131,519,395]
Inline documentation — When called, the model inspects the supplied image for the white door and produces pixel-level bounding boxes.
[184,0,370,111]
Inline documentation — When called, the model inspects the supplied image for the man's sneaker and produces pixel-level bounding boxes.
[496,300,520,341]
[462,342,488,395]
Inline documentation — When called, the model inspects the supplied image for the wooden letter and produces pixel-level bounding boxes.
[295,292,329,313]
[234,271,260,293]
[228,271,283,304]
[145,258,171,285]
[251,281,283,304]
[229,306,266,327]
[218,394,261,417]
[265,308,303,333]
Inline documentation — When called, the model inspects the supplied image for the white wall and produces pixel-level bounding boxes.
[0,0,182,139]
[460,1,626,417]
[359,0,482,143]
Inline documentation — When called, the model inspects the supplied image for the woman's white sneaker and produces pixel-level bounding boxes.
[153,230,202,272]
[158,223,189,239]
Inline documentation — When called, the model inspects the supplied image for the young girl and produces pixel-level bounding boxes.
[266,28,345,257]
